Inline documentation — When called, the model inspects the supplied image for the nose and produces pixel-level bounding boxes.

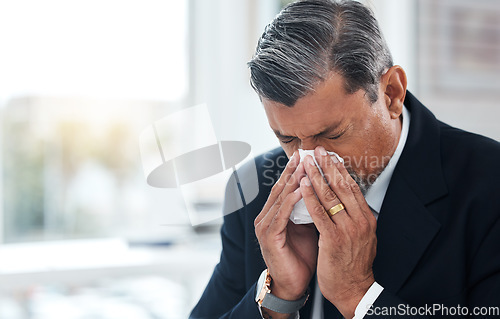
[300,139,324,151]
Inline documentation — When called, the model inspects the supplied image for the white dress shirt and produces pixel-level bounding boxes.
[310,105,411,319]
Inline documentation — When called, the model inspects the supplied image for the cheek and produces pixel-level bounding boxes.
[355,109,388,150]
[332,128,380,171]
[343,122,393,173]
[367,117,393,153]
[280,142,299,159]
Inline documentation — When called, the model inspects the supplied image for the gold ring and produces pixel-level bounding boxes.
[328,203,345,217]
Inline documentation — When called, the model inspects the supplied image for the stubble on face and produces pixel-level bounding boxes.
[346,166,383,196]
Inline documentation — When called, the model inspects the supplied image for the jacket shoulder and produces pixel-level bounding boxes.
[222,147,286,223]
[439,124,500,175]
[438,123,500,208]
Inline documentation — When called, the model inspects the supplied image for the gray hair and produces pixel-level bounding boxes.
[248,0,393,106]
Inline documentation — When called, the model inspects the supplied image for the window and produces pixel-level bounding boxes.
[0,0,189,243]
[417,0,500,140]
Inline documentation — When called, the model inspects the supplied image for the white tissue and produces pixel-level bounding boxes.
[290,149,344,224]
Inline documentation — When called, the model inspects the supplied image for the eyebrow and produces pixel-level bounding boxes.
[273,122,343,139]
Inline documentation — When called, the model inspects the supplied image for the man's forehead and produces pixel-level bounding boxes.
[263,72,364,110]
[262,76,362,137]
[271,120,343,138]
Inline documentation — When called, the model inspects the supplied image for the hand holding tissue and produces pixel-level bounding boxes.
[290,149,344,224]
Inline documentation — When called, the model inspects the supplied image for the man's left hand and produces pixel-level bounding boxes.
[300,146,378,319]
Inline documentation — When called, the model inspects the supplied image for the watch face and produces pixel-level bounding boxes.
[255,269,269,303]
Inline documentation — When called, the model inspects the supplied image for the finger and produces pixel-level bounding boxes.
[255,163,304,242]
[312,148,367,225]
[267,160,304,209]
[255,150,300,226]
[265,162,305,223]
[268,188,302,234]
[281,162,306,199]
[319,148,375,227]
[256,162,305,229]
[303,155,350,225]
[299,176,335,234]
[264,150,299,209]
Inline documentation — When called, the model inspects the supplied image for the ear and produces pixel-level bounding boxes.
[381,66,407,120]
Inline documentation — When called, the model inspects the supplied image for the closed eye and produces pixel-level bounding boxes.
[326,132,343,140]
[280,137,296,144]
[325,125,350,140]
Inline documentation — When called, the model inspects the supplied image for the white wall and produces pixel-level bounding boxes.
[366,0,418,94]
[188,0,281,158]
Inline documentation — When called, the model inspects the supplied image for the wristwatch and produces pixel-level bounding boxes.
[255,269,310,313]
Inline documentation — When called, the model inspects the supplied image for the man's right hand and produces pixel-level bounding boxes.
[254,150,319,304]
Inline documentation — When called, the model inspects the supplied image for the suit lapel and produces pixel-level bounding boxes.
[372,92,447,293]
[373,172,441,293]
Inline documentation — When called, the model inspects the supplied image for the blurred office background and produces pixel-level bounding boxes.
[0,0,498,318]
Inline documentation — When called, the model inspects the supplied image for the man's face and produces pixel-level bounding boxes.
[263,73,401,193]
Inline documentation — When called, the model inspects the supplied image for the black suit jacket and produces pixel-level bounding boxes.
[190,92,500,318]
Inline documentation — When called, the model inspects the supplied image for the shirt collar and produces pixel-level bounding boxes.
[364,104,411,213]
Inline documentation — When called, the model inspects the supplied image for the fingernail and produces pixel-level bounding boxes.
[294,188,301,194]
[306,156,316,167]
[290,151,296,161]
[331,155,339,163]
[318,146,327,156]
[303,178,311,186]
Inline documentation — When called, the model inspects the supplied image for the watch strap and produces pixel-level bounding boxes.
[261,287,310,313]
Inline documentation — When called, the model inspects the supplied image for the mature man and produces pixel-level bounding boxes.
[190,0,500,318]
